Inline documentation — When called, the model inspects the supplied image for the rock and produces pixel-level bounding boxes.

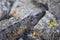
[32,0,48,10]
[34,11,57,40]
[0,0,15,21]
[0,0,60,40]
[10,0,38,19]
[0,10,45,40]
[32,0,48,5]
[48,0,60,20]
[0,17,20,31]
[34,11,56,30]
[10,0,48,19]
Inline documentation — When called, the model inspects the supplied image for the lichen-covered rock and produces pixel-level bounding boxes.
[50,24,60,40]
[34,11,56,29]
[34,11,57,40]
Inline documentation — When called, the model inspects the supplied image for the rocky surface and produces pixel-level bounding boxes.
[0,0,46,33]
[0,0,60,40]
[0,0,15,20]
[0,17,20,31]
[34,10,57,40]
[48,0,60,20]
[10,0,47,19]
[0,10,45,40]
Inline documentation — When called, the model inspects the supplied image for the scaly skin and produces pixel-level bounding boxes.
[0,10,46,40]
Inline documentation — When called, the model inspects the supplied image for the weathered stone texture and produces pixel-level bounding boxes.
[48,0,60,20]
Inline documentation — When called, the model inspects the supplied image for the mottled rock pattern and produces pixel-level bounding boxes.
[0,0,60,40]
[0,0,15,20]
[0,17,20,31]
[0,10,45,40]
[34,11,57,40]
[48,0,60,20]
[10,0,48,19]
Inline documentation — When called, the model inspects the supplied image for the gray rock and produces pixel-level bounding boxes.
[0,0,15,20]
[10,0,48,19]
[32,0,48,5]
[0,10,45,40]
[0,17,20,31]
[48,0,60,20]
[34,11,57,40]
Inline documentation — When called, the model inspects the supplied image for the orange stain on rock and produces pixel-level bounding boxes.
[10,9,21,18]
[8,27,27,40]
